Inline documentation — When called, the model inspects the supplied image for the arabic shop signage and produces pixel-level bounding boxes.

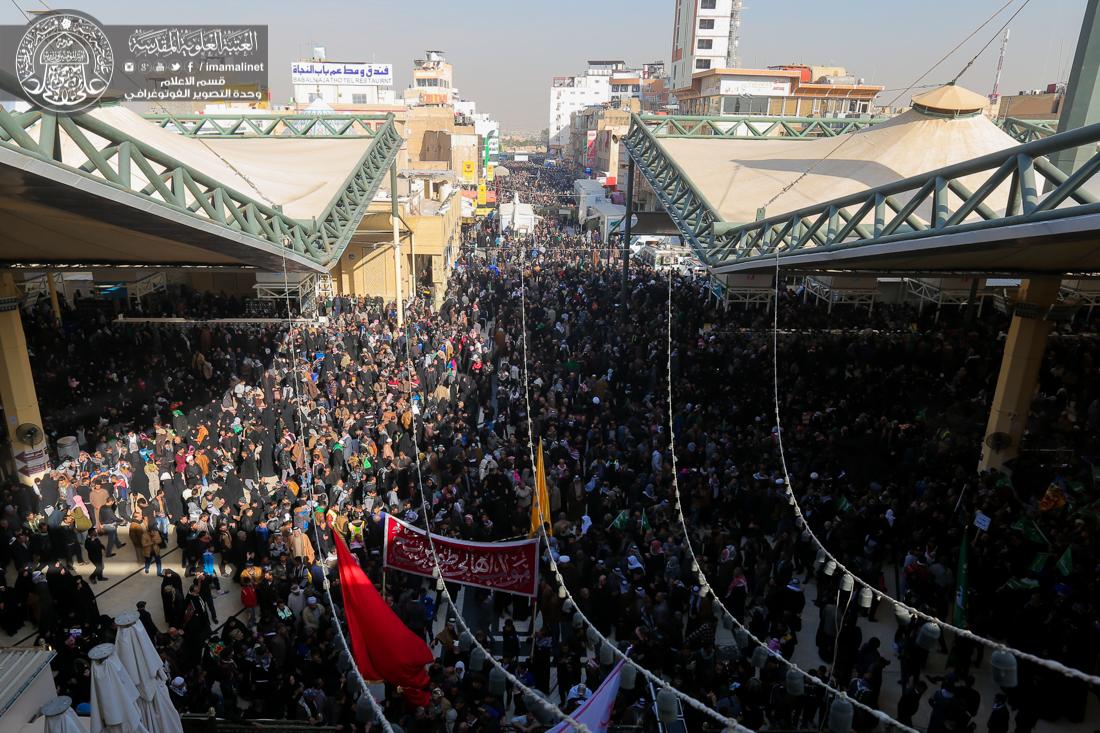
[1,13,268,110]
[291,61,393,86]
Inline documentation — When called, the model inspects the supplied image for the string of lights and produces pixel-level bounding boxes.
[514,246,752,733]
[661,269,918,732]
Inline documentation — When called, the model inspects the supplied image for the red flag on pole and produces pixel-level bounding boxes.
[333,532,433,707]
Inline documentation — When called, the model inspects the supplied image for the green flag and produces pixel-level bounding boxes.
[836,496,853,513]
[1011,518,1050,546]
[609,510,629,531]
[1056,547,1073,576]
[641,509,652,532]
[952,534,969,627]
[999,577,1040,592]
[1029,552,1051,573]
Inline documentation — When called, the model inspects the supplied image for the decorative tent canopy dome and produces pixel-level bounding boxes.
[911,84,989,118]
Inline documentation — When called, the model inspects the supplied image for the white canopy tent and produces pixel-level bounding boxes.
[38,697,84,733]
[499,194,538,234]
[88,644,149,733]
[112,613,183,733]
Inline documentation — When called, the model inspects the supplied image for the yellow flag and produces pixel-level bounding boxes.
[530,438,553,537]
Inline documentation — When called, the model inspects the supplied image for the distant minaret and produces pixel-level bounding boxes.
[726,0,744,68]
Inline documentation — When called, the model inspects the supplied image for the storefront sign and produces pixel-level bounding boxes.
[291,61,392,86]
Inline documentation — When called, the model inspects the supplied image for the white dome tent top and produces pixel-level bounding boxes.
[911,83,989,117]
[653,83,1019,224]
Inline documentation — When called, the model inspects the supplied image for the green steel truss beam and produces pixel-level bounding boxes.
[623,112,1100,272]
[0,107,402,268]
[997,117,1058,143]
[636,114,888,139]
[622,116,720,264]
[143,112,392,138]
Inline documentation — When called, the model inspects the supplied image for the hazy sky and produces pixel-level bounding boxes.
[1,0,1088,130]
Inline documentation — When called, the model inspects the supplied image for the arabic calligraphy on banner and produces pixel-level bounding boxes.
[383,514,539,597]
[291,61,393,86]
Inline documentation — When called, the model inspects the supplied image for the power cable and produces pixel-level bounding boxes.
[393,287,594,732]
[760,0,1022,214]
[768,251,1100,686]
[661,269,918,732]
[952,0,1032,84]
[513,242,751,732]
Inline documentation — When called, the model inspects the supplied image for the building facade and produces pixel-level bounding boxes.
[291,46,397,107]
[548,61,629,156]
[670,0,742,91]
[405,50,458,107]
[673,66,883,117]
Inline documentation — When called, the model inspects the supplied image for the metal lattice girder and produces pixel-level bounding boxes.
[705,120,1100,272]
[0,106,402,269]
[144,113,392,138]
[997,118,1058,144]
[622,116,721,266]
[637,114,888,139]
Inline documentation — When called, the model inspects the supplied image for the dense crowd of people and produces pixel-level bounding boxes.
[0,167,1096,733]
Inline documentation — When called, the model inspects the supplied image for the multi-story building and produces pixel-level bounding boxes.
[291,46,397,107]
[454,100,501,163]
[996,84,1065,120]
[670,0,743,92]
[405,50,458,107]
[567,102,638,185]
[548,61,629,156]
[673,65,883,117]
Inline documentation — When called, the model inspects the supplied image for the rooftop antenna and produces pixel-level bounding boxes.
[726,0,744,68]
[989,28,1010,103]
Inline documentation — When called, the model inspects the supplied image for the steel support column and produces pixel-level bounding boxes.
[979,277,1062,473]
[1051,0,1100,174]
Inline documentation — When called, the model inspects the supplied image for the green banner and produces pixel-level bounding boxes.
[1056,547,1073,576]
[1012,518,1051,546]
[1029,552,1051,573]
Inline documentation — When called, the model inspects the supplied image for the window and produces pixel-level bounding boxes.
[697,39,713,49]
[352,93,367,104]
[695,58,711,70]
[700,0,717,8]
[632,85,640,92]
[699,18,715,29]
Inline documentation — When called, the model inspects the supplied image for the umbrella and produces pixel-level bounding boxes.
[88,643,150,733]
[112,612,184,733]
[40,696,84,733]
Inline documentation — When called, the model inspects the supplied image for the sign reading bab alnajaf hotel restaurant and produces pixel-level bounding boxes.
[291,61,393,86]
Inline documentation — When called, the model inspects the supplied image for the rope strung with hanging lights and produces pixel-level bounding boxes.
[238,135,399,732]
[768,255,1087,688]
[662,268,918,733]
[514,245,751,733]
[394,289,595,732]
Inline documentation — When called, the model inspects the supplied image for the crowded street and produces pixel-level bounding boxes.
[0,159,1095,733]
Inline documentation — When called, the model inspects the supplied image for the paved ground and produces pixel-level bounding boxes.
[4,545,1095,732]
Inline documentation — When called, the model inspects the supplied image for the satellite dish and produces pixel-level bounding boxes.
[984,432,1013,452]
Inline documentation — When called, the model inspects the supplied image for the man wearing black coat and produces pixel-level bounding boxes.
[84,531,107,583]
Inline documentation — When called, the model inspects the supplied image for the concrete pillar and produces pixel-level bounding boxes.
[979,277,1062,473]
[0,273,48,486]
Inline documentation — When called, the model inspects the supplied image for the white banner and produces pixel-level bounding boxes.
[291,61,393,86]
